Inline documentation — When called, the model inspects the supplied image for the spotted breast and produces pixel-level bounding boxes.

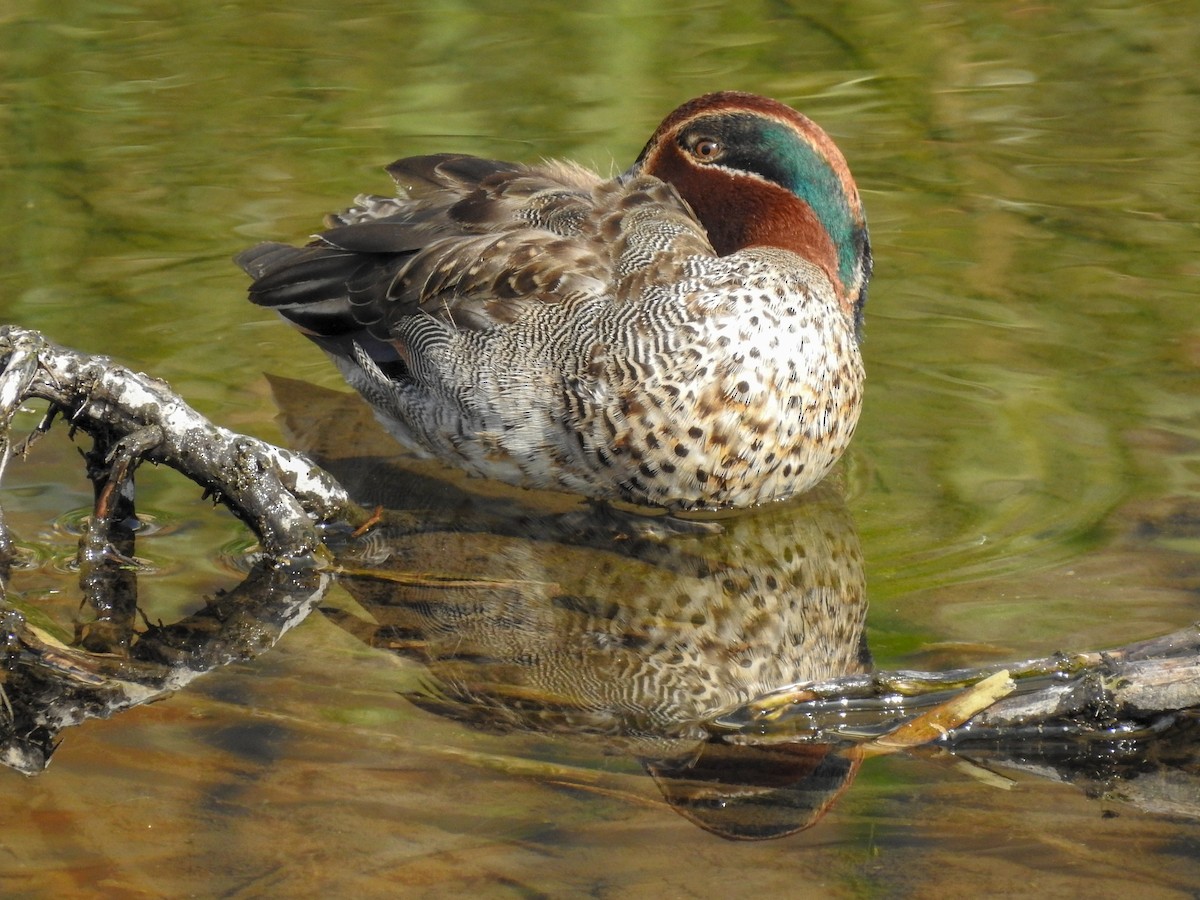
[238,91,871,511]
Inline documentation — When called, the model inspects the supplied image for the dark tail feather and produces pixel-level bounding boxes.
[235,241,300,280]
[237,242,408,376]
[237,241,369,338]
[237,242,365,307]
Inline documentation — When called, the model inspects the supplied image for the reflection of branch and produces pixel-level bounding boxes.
[1,561,330,775]
[0,325,363,560]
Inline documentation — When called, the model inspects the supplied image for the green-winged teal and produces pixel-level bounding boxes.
[239,91,871,511]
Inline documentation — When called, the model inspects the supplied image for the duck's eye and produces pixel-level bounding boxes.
[690,138,722,162]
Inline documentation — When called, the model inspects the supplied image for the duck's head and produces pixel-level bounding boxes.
[628,91,871,331]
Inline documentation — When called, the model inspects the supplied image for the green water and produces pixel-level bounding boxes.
[2,1,1199,895]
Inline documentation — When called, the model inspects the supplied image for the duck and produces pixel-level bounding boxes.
[237,91,871,511]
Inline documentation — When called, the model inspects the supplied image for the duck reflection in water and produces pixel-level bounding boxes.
[0,377,868,841]
[287,379,870,841]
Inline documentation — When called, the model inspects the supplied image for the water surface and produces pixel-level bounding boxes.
[1,1,1198,896]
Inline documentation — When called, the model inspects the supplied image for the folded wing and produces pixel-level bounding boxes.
[237,153,714,366]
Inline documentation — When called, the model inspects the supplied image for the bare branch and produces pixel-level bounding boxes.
[0,325,364,559]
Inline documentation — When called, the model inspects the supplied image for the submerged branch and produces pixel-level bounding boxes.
[717,624,1200,749]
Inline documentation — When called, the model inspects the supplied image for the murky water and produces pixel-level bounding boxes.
[2,1,1199,896]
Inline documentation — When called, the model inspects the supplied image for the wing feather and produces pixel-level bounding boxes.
[239,154,715,348]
